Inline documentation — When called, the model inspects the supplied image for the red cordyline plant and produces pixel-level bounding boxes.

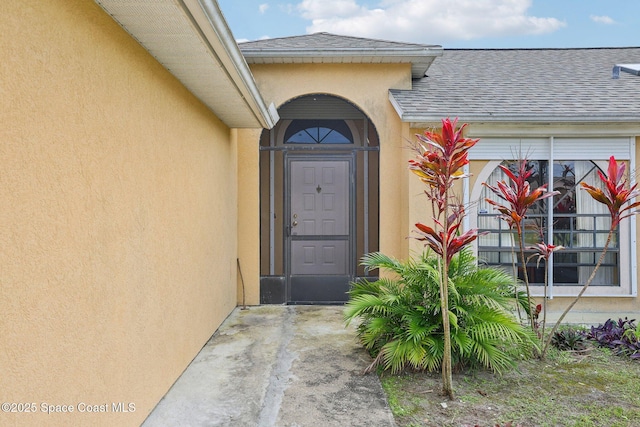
[482,160,559,331]
[528,241,563,356]
[409,117,480,400]
[543,156,640,354]
[582,156,640,227]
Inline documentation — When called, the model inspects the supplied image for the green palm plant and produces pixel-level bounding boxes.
[345,249,538,376]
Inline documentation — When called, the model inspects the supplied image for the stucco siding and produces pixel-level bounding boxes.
[236,128,262,306]
[1,1,237,425]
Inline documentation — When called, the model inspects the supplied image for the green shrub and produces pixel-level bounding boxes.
[345,249,538,374]
[550,327,588,352]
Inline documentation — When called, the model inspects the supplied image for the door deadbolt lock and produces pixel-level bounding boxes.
[292,221,298,226]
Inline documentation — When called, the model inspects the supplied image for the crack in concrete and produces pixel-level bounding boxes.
[257,306,297,427]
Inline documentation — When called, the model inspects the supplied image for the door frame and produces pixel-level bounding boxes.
[284,152,356,304]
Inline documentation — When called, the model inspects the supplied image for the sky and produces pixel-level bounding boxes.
[217,0,639,48]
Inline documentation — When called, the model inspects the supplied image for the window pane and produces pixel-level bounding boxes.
[284,120,353,144]
[479,160,546,284]
[478,159,619,287]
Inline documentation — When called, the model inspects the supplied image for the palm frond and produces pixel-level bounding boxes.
[360,252,402,273]
[346,250,537,374]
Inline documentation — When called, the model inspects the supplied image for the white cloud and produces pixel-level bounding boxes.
[295,0,566,43]
[590,15,615,25]
[259,3,269,14]
[297,0,364,19]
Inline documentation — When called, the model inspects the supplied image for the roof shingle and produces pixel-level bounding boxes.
[239,32,438,51]
[390,48,640,123]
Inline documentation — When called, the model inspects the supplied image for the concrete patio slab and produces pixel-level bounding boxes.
[141,305,396,427]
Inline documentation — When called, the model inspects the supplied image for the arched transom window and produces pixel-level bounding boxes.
[284,120,353,144]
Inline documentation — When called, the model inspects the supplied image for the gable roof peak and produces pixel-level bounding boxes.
[239,32,442,78]
[239,31,439,50]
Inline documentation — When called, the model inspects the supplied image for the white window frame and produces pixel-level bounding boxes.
[466,136,637,298]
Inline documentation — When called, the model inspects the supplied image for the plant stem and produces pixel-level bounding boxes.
[440,195,454,400]
[541,228,613,358]
[509,227,522,322]
[542,261,548,349]
[516,222,535,331]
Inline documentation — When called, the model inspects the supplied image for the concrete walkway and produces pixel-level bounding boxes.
[142,305,396,427]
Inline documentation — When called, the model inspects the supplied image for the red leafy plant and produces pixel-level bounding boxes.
[544,156,640,353]
[581,156,640,227]
[409,117,481,399]
[528,241,563,356]
[414,206,481,265]
[482,159,558,331]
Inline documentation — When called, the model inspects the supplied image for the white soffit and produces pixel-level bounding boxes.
[244,50,440,79]
[95,0,278,129]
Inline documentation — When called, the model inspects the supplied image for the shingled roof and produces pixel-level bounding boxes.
[239,32,442,79]
[389,47,640,124]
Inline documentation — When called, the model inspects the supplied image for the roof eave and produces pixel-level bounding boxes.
[388,95,640,126]
[243,47,443,78]
[187,0,278,128]
[241,47,443,57]
[95,0,278,129]
[402,115,640,126]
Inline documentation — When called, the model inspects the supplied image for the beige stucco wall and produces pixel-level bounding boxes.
[237,63,414,304]
[236,128,263,306]
[1,1,238,425]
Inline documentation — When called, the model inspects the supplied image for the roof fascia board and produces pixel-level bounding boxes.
[182,0,278,128]
[466,123,640,137]
[242,48,443,58]
[388,91,406,122]
[405,116,640,125]
[406,122,640,137]
[245,45,442,78]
